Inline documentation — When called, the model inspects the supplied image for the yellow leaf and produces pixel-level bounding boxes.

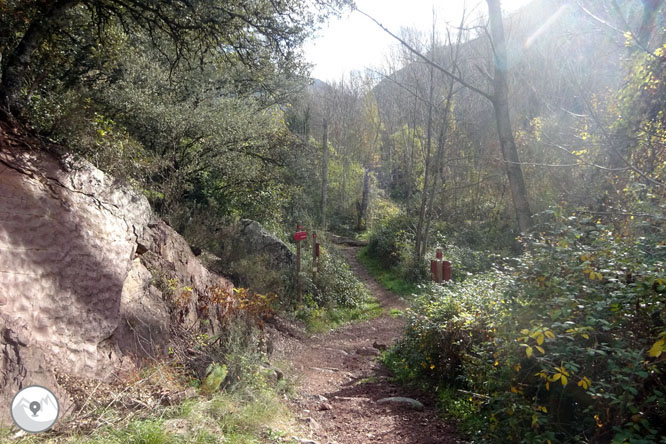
[545,381,550,390]
[561,375,568,386]
[526,346,533,358]
[594,414,603,428]
[520,329,529,335]
[535,345,545,354]
[552,373,561,381]
[494,360,499,366]
[545,330,556,339]
[648,338,665,357]
[536,334,545,345]
[582,334,590,339]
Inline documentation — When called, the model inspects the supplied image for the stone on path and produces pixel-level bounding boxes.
[376,397,425,411]
[355,346,380,356]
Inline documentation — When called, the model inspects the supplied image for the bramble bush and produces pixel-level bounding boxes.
[387,213,666,443]
[367,214,413,268]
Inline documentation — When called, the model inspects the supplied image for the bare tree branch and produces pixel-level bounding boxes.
[354,7,494,102]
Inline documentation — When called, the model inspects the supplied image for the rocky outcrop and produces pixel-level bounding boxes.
[236,219,296,269]
[0,133,234,426]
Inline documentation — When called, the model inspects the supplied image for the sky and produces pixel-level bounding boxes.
[303,0,534,82]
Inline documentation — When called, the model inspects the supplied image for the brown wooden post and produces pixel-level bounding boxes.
[295,224,302,302]
[312,232,319,278]
[296,238,301,301]
[436,248,443,283]
[442,261,451,282]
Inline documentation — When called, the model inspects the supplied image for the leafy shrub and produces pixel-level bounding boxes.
[199,363,228,396]
[388,214,666,443]
[428,237,502,282]
[311,246,369,308]
[386,271,514,386]
[367,214,413,268]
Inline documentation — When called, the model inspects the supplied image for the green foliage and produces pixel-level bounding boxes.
[296,296,382,333]
[389,213,666,443]
[387,271,513,385]
[366,214,412,268]
[311,246,370,307]
[295,244,380,331]
[357,246,421,296]
[199,363,228,396]
[430,234,504,282]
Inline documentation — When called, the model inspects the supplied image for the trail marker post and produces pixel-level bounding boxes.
[312,232,320,278]
[294,224,307,302]
[431,248,451,284]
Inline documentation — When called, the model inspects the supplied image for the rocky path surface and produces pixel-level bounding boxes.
[278,246,464,444]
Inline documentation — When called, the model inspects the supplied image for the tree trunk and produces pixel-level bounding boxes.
[487,0,533,232]
[638,0,664,48]
[415,31,436,259]
[422,82,455,258]
[0,0,75,114]
[320,118,329,229]
[356,168,370,231]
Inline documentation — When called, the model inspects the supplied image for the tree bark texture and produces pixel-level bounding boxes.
[487,0,533,232]
[320,118,329,229]
[356,168,370,231]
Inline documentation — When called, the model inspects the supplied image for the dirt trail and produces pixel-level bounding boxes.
[280,246,464,444]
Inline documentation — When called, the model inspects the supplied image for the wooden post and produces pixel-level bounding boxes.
[296,224,302,302]
[312,232,318,278]
[442,261,451,282]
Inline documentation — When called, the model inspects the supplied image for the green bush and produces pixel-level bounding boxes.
[311,247,369,308]
[386,271,514,386]
[367,214,412,268]
[388,214,666,443]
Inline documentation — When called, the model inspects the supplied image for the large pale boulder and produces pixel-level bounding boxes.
[0,129,233,426]
[236,219,296,269]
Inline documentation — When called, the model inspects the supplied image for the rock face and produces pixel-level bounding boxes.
[237,219,296,269]
[0,136,234,426]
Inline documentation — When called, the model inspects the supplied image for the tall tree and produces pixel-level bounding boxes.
[486,0,532,232]
[321,118,329,228]
[358,2,534,231]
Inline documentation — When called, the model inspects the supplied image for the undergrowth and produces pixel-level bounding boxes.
[296,296,382,333]
[0,360,296,444]
[357,247,421,296]
[384,212,666,444]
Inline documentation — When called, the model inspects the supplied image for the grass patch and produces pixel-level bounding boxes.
[1,368,296,444]
[435,388,486,441]
[357,247,420,296]
[297,297,383,333]
[354,376,379,385]
[389,308,403,318]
